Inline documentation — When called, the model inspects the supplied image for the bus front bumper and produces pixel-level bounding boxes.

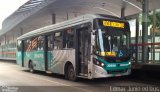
[93,65,131,78]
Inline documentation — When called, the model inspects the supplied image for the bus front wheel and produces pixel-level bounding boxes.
[67,65,77,81]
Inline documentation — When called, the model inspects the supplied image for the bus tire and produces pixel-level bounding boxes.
[29,61,35,73]
[67,65,77,81]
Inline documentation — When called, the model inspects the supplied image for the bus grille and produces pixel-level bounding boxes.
[107,69,127,74]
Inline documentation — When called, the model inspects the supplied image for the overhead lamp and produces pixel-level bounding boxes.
[123,0,142,11]
[94,7,120,17]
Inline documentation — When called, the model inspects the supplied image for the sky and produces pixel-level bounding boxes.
[0,0,29,29]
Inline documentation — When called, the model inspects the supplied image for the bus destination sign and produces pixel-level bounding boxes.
[103,20,124,28]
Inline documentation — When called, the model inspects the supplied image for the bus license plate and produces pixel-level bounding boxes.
[115,74,121,77]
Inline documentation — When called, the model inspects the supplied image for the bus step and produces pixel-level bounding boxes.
[79,73,88,77]
[77,75,88,79]
[46,71,52,74]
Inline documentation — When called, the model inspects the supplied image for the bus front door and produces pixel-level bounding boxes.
[76,27,91,76]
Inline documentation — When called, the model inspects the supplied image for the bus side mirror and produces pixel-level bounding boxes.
[92,32,95,35]
[92,29,96,35]
[108,36,111,41]
[92,46,97,54]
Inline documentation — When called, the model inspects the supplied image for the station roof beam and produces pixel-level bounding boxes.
[16,0,45,12]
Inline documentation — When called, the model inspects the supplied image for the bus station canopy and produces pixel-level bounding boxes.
[1,0,160,37]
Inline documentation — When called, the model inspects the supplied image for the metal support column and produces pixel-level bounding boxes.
[121,1,126,18]
[4,34,6,45]
[20,27,23,36]
[135,14,139,62]
[13,35,14,43]
[142,0,149,63]
[52,13,56,24]
[152,10,156,62]
[66,12,69,20]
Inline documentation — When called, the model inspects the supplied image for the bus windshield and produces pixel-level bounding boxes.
[96,28,130,58]
[101,29,128,52]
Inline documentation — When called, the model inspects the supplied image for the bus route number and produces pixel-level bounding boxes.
[103,20,124,28]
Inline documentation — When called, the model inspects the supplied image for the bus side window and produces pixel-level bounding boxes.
[32,37,38,51]
[38,36,44,51]
[17,40,22,51]
[54,32,63,50]
[24,39,31,52]
[23,40,27,51]
[64,28,74,48]
[48,34,54,51]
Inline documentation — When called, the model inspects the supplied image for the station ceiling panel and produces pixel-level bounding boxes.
[1,0,160,37]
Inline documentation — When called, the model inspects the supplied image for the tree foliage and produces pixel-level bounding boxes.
[148,11,160,29]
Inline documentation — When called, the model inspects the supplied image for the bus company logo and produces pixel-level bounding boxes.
[107,64,116,67]
[34,54,43,58]
[120,63,129,67]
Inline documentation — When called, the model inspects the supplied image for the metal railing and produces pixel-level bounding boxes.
[131,50,160,64]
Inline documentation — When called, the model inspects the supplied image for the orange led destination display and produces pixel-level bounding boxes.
[103,20,124,28]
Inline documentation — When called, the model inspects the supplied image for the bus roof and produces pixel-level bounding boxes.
[17,14,127,40]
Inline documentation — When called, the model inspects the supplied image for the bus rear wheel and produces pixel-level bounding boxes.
[29,61,35,73]
[67,65,77,81]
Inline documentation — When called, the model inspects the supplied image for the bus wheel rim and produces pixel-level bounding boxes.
[69,67,75,80]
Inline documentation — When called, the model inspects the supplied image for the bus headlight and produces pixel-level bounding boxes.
[93,58,105,67]
[101,63,104,67]
[129,62,131,65]
[96,61,100,65]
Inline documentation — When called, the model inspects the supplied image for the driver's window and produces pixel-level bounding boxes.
[120,35,127,45]
[123,35,127,45]
[112,36,118,46]
[112,36,118,51]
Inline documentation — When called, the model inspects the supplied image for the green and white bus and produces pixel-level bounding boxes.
[16,14,131,81]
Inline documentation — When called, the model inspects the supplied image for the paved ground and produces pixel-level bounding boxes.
[0,61,159,92]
